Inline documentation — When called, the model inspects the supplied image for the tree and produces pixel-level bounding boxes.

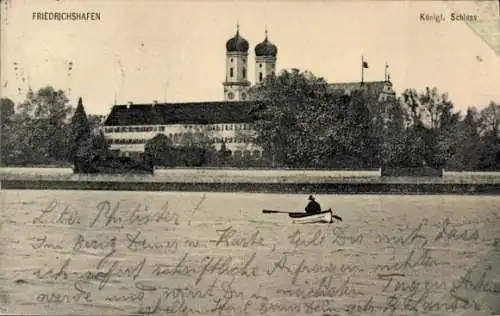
[478,101,500,170]
[145,134,174,166]
[380,98,408,166]
[218,141,231,165]
[7,87,73,164]
[73,130,112,172]
[445,108,482,170]
[0,98,15,126]
[0,98,16,164]
[399,87,460,168]
[68,97,91,162]
[479,101,500,137]
[88,114,104,134]
[250,69,336,168]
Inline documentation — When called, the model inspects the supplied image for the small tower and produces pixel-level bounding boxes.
[254,26,278,84]
[223,24,250,101]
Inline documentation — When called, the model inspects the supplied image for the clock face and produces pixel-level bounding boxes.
[228,92,235,100]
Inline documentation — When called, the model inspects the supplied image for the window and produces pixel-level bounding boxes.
[253,150,261,158]
[159,126,165,132]
[234,150,242,159]
[241,93,247,100]
[230,68,234,78]
[259,63,262,68]
[259,72,263,82]
[244,150,251,158]
[242,68,246,78]
[230,58,233,63]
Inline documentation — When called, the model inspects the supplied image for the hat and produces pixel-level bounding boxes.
[308,195,314,201]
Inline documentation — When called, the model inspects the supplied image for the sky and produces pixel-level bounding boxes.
[0,0,499,115]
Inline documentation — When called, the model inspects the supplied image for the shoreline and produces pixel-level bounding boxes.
[2,179,500,194]
[3,167,500,194]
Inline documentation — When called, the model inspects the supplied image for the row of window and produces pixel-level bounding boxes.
[121,149,262,159]
[109,136,254,145]
[105,126,165,133]
[104,124,254,134]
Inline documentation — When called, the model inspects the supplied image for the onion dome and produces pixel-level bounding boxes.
[226,26,249,53]
[255,30,277,57]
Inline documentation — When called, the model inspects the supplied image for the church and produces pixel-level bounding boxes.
[102,26,396,158]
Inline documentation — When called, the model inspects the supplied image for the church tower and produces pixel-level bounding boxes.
[223,25,250,101]
[254,27,278,84]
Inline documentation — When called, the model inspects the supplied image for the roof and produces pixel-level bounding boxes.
[328,80,392,93]
[226,30,249,53]
[103,101,259,126]
[255,36,278,57]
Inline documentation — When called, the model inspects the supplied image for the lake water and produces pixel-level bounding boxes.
[1,190,499,315]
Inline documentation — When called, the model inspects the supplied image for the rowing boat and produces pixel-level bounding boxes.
[291,209,335,224]
[262,208,342,224]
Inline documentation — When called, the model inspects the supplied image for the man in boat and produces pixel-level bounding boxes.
[305,195,321,214]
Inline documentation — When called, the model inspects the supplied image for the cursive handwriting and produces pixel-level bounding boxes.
[32,199,81,226]
[450,264,500,295]
[126,231,178,253]
[276,276,363,299]
[267,253,363,284]
[89,200,179,228]
[29,235,63,250]
[36,281,92,304]
[211,226,265,248]
[434,218,480,243]
[33,257,71,280]
[288,227,364,248]
[379,274,447,293]
[372,248,448,272]
[375,219,429,248]
[73,234,117,258]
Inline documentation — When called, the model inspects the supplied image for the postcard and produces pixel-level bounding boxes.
[1,0,499,315]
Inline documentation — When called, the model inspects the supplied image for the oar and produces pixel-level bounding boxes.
[262,209,299,214]
[326,208,343,222]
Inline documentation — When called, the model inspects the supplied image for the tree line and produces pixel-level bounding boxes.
[1,87,106,166]
[249,69,500,170]
[1,78,499,171]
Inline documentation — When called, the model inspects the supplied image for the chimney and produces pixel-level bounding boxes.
[153,100,158,106]
[127,101,133,109]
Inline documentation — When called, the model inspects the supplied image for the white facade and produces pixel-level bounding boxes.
[103,122,262,158]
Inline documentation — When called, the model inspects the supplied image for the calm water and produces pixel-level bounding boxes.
[1,190,499,315]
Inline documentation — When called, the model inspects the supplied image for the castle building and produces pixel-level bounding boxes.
[102,26,396,157]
